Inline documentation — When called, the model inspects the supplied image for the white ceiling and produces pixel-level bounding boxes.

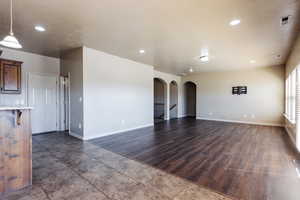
[0,0,299,75]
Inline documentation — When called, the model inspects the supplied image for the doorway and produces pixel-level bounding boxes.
[154,78,167,123]
[169,81,178,119]
[184,81,197,118]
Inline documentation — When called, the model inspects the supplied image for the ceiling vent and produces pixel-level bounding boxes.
[281,15,292,26]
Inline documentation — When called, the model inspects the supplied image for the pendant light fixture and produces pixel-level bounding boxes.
[0,0,22,49]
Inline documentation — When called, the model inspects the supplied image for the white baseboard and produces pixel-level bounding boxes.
[69,131,84,140]
[284,126,300,153]
[178,114,188,118]
[196,117,284,127]
[285,126,297,146]
[82,123,154,140]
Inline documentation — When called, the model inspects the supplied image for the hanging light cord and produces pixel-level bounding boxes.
[10,0,13,35]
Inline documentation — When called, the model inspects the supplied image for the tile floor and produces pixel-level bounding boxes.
[3,132,232,200]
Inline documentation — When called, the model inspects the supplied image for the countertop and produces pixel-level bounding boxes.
[0,106,33,111]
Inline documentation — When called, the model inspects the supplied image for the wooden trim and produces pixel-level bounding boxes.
[0,58,23,64]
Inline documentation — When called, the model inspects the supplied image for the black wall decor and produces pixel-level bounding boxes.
[232,86,247,95]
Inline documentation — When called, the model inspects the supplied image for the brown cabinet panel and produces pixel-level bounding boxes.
[0,59,22,94]
[0,110,32,195]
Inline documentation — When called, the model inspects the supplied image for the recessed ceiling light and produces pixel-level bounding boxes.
[35,25,46,32]
[229,19,241,26]
[250,60,256,64]
[139,49,145,54]
[189,68,194,73]
[199,55,209,62]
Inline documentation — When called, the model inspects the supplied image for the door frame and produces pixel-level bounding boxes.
[58,75,70,132]
[27,72,59,134]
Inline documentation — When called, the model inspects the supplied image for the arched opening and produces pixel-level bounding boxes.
[170,81,178,119]
[154,78,167,123]
[184,81,197,118]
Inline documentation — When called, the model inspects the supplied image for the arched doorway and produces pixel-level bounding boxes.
[170,81,178,119]
[184,81,197,118]
[154,78,167,123]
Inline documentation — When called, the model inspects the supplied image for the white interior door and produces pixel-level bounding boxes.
[28,74,57,134]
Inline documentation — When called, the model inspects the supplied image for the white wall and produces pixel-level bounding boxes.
[183,65,285,126]
[60,48,84,137]
[83,47,154,139]
[0,47,60,106]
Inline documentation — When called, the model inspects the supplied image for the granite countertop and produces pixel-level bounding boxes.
[0,106,33,111]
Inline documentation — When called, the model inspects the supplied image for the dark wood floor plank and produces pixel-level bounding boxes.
[91,118,300,200]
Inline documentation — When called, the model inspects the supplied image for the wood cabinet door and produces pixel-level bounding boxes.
[0,60,22,94]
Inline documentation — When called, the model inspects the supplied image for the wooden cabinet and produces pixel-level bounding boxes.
[0,59,22,94]
[0,108,32,195]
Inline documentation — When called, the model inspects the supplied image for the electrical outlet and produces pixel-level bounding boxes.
[243,114,248,118]
[209,112,213,116]
[78,123,82,129]
[121,120,125,125]
[79,97,82,102]
[251,114,255,119]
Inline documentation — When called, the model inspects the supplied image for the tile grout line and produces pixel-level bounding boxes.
[34,140,116,200]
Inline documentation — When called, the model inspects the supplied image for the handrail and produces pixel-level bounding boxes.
[170,104,177,111]
[155,104,177,119]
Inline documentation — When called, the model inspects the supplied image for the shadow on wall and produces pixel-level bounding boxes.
[184,81,197,117]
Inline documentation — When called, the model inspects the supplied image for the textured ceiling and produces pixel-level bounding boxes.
[0,0,300,74]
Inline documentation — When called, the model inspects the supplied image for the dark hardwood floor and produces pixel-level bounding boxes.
[91,118,300,200]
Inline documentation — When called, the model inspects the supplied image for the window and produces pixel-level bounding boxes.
[286,69,297,123]
[286,68,300,151]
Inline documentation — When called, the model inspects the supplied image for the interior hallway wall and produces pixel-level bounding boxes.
[83,47,154,139]
[154,78,166,119]
[154,70,183,119]
[170,81,178,119]
[60,48,84,137]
